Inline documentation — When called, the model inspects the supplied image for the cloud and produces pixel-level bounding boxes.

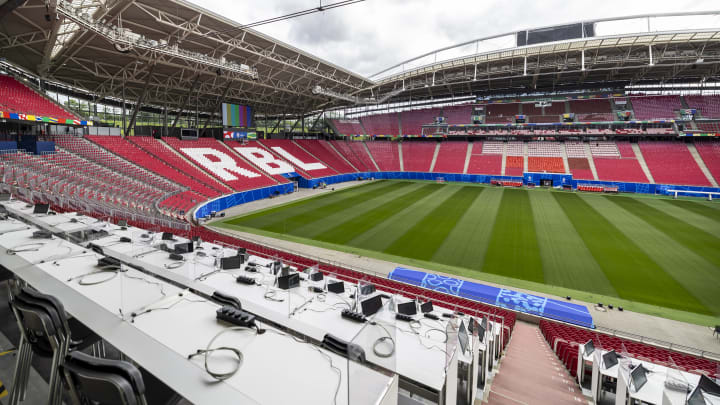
[191,0,720,77]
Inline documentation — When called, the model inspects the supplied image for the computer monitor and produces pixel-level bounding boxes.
[584,340,595,356]
[630,364,648,391]
[174,242,193,254]
[161,232,174,241]
[33,203,50,214]
[397,301,417,316]
[602,350,619,369]
[697,374,720,396]
[360,295,383,317]
[458,321,469,354]
[220,256,242,270]
[327,280,345,294]
[420,301,433,313]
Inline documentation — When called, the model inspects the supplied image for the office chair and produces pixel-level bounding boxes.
[61,351,148,405]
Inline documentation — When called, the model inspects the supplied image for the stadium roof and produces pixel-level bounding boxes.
[0,0,372,116]
[2,4,720,116]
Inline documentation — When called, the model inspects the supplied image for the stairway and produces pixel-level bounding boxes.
[362,141,381,171]
[398,142,404,171]
[687,143,719,187]
[463,142,473,174]
[485,322,583,405]
[559,143,570,174]
[583,143,600,181]
[429,142,440,172]
[325,140,360,172]
[522,142,529,173]
[631,143,655,184]
[500,142,507,176]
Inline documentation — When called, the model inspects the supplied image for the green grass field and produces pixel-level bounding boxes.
[214,180,720,326]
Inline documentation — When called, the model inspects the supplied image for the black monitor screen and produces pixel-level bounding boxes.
[478,324,486,343]
[117,220,128,227]
[458,321,469,354]
[420,301,433,313]
[361,295,383,317]
[327,281,345,294]
[33,203,50,214]
[174,242,193,254]
[584,340,595,356]
[397,301,417,316]
[161,232,174,241]
[220,256,242,270]
[687,387,706,405]
[698,374,720,396]
[630,365,648,391]
[602,351,618,369]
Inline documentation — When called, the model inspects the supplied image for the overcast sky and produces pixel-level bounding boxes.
[190,0,720,77]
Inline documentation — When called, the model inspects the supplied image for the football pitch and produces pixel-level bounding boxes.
[214,180,720,325]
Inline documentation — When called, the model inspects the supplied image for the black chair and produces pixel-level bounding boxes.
[61,351,148,405]
[714,325,720,338]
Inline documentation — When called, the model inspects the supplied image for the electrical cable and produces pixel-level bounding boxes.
[187,326,254,381]
[6,242,46,255]
[369,321,395,359]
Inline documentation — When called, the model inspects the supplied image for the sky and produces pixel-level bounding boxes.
[190,0,720,78]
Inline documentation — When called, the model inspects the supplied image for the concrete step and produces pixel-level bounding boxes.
[522,142,528,173]
[687,143,719,187]
[463,142,473,174]
[584,143,600,180]
[362,141,381,171]
[559,143,570,174]
[500,142,507,176]
[398,142,404,171]
[631,143,655,183]
[429,142,440,172]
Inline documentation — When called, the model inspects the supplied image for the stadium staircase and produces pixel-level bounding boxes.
[397,142,404,171]
[559,143,570,174]
[500,142,507,175]
[632,143,656,183]
[428,142,440,172]
[362,141,382,171]
[686,143,718,187]
[583,143,600,180]
[695,142,720,184]
[463,142,473,174]
[330,140,371,171]
[485,322,584,405]
[522,142,529,173]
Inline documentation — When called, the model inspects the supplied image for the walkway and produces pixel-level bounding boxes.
[485,321,584,405]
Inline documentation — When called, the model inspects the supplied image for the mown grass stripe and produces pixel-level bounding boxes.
[227,180,395,229]
[243,181,410,234]
[555,193,711,315]
[482,189,544,283]
[529,191,617,295]
[383,186,483,261]
[640,198,720,239]
[663,199,720,223]
[347,184,450,251]
[608,196,720,269]
[431,187,503,270]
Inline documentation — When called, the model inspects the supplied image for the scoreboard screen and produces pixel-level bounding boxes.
[222,103,252,128]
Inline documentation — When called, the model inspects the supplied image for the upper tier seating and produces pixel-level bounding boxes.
[631,96,682,120]
[360,113,399,136]
[0,75,79,121]
[433,142,468,173]
[400,108,441,136]
[590,141,621,158]
[528,115,559,123]
[402,141,436,172]
[506,141,523,156]
[567,158,594,180]
[523,101,566,116]
[569,99,613,122]
[259,139,339,178]
[485,104,519,124]
[294,139,358,174]
[639,142,711,186]
[330,140,374,171]
[330,119,365,135]
[694,142,720,184]
[442,104,473,124]
[481,141,504,155]
[565,142,587,158]
[88,136,225,198]
[505,155,524,176]
[696,121,720,132]
[685,95,720,119]
[528,157,564,173]
[540,320,720,379]
[527,141,562,157]
[365,141,401,171]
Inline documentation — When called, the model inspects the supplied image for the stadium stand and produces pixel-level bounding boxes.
[569,98,614,121]
[222,140,293,184]
[485,103,519,123]
[360,112,399,135]
[0,75,79,121]
[365,141,401,171]
[163,137,282,190]
[466,141,503,175]
[330,140,374,171]
[259,139,339,178]
[505,156,524,176]
[685,95,720,118]
[695,121,720,132]
[591,141,649,183]
[567,158,594,180]
[294,139,358,174]
[523,101,565,124]
[330,118,365,135]
[401,141,436,172]
[442,104,473,124]
[639,142,711,186]
[695,142,720,184]
[400,108,440,135]
[540,320,720,378]
[432,141,469,173]
[630,95,682,120]
[527,142,565,173]
[88,136,227,198]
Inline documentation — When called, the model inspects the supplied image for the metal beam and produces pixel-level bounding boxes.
[171,75,200,130]
[125,63,156,135]
[202,79,232,133]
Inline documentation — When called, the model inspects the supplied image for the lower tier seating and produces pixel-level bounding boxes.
[528,157,565,173]
[433,142,468,173]
[365,141,401,171]
[593,158,649,183]
[294,139,357,174]
[695,142,720,184]
[567,158,594,180]
[505,156,524,176]
[402,141,436,172]
[330,140,374,171]
[639,142,711,186]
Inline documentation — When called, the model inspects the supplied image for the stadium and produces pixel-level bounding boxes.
[0,0,718,404]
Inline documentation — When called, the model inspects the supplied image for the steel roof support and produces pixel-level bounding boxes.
[125,62,155,136]
[171,75,200,131]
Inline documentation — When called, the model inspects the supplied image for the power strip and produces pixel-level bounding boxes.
[395,313,414,322]
[341,309,367,323]
[236,275,256,285]
[423,313,440,321]
[216,306,256,328]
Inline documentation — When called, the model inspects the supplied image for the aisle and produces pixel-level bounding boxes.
[485,321,584,405]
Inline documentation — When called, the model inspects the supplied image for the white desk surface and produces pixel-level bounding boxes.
[0,210,395,405]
